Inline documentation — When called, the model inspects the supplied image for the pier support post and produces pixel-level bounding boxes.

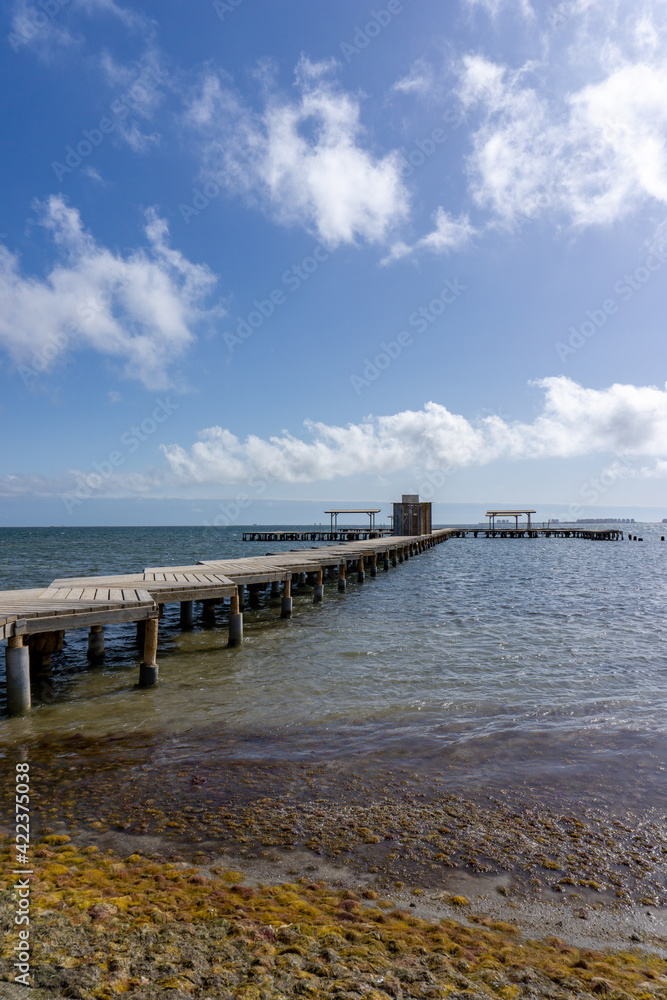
[228,588,243,646]
[281,578,293,618]
[271,580,281,597]
[338,562,346,592]
[370,553,378,577]
[180,600,194,630]
[383,554,390,571]
[139,618,159,687]
[237,585,245,611]
[357,556,365,583]
[136,619,146,648]
[202,598,217,626]
[249,584,261,607]
[392,550,398,568]
[313,568,324,603]
[398,548,404,563]
[87,625,105,662]
[6,636,31,716]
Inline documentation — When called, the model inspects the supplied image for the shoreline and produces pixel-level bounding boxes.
[1,731,666,997]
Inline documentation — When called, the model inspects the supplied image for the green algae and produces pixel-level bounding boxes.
[1,838,666,999]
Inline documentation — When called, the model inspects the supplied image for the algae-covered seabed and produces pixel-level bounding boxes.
[1,728,666,999]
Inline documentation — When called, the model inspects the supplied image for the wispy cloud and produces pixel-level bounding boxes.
[381,208,477,264]
[162,378,667,485]
[0,196,218,389]
[184,56,410,248]
[391,58,435,97]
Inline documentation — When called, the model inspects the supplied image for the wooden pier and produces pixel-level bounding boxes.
[1,525,623,715]
[242,528,392,542]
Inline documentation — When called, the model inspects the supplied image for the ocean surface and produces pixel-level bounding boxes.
[1,524,666,809]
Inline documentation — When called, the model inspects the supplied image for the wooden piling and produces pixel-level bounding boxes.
[338,562,346,592]
[139,618,159,687]
[87,624,105,662]
[281,577,293,618]
[228,587,243,645]
[6,636,31,716]
[314,568,324,603]
[180,600,194,629]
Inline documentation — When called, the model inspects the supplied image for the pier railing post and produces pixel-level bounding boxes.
[6,636,31,715]
[228,587,244,645]
[314,568,324,603]
[281,578,292,618]
[87,624,105,662]
[139,617,159,687]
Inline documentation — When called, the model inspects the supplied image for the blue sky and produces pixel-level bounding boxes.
[2,0,667,525]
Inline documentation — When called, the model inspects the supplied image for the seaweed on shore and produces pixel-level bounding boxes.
[1,835,667,1000]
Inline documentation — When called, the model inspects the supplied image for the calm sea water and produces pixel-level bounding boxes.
[1,524,666,806]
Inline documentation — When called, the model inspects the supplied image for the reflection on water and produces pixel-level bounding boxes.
[1,524,666,808]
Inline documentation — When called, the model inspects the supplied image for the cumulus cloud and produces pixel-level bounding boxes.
[185,58,410,248]
[458,10,667,229]
[382,208,477,264]
[162,377,667,485]
[0,196,217,389]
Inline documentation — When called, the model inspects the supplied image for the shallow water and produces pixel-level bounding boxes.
[0,524,666,808]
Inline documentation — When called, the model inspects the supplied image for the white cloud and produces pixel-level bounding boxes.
[9,0,150,54]
[382,208,477,264]
[0,196,217,389]
[391,58,434,97]
[185,58,410,248]
[458,11,667,228]
[162,377,667,485]
[464,0,534,18]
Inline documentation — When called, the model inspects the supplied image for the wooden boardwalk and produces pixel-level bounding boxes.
[1,525,624,714]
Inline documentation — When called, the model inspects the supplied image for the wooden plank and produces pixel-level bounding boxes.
[22,607,158,634]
